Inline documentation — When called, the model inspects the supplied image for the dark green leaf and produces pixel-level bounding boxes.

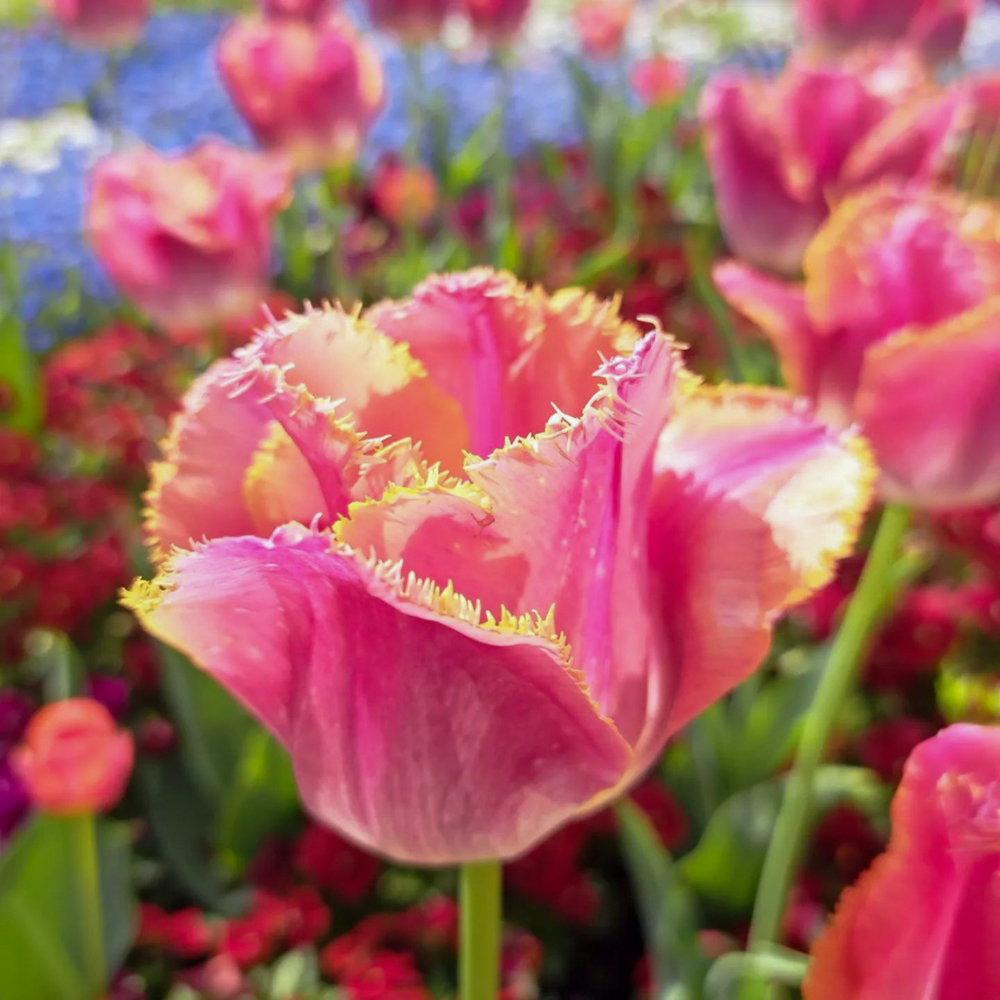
[617,800,708,1000]
[215,728,300,877]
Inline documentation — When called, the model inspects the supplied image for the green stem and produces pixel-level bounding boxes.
[70,813,105,998]
[459,860,502,1000]
[746,504,912,989]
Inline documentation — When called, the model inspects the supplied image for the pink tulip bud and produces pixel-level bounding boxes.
[44,0,148,49]
[86,140,291,335]
[371,158,438,227]
[217,13,385,175]
[260,0,332,22]
[460,0,531,46]
[630,55,686,106]
[11,699,134,816]
[805,724,1000,999]
[365,0,452,44]
[573,1,632,61]
[798,0,982,64]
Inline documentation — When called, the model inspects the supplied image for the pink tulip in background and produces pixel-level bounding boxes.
[460,0,531,46]
[44,0,148,48]
[217,12,385,174]
[260,0,332,22]
[631,55,687,107]
[700,50,967,274]
[86,140,291,336]
[798,0,982,64]
[12,699,134,816]
[804,723,1000,999]
[573,0,632,60]
[716,182,1000,510]
[365,0,452,44]
[125,270,873,864]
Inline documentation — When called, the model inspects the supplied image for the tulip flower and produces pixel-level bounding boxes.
[142,269,638,557]
[716,182,1000,509]
[86,140,291,335]
[573,1,632,60]
[370,158,439,227]
[217,12,385,174]
[11,699,134,816]
[700,50,967,274]
[44,0,148,49]
[125,290,873,863]
[365,0,452,45]
[798,0,981,65]
[460,0,531,46]
[630,55,686,107]
[261,0,331,21]
[805,724,1000,999]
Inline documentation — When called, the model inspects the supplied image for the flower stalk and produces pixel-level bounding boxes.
[459,860,503,1000]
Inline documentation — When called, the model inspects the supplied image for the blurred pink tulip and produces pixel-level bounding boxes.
[573,0,632,60]
[125,272,873,865]
[260,0,332,22]
[217,13,385,174]
[12,699,134,816]
[716,182,1000,509]
[798,0,982,64]
[365,0,452,44]
[700,50,968,274]
[86,140,291,335]
[630,55,686,106]
[805,724,1000,999]
[460,0,531,45]
[45,0,148,48]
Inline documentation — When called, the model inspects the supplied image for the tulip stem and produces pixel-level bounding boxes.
[745,503,912,994]
[459,860,502,1000]
[70,813,106,998]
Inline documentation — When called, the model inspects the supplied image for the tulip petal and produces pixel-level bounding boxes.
[840,90,969,193]
[123,525,631,864]
[700,74,826,274]
[236,304,469,473]
[856,298,1000,508]
[339,332,686,756]
[145,359,272,560]
[646,387,875,744]
[712,261,820,397]
[366,271,635,457]
[805,724,1000,1000]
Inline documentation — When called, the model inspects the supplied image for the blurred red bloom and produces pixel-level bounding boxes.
[138,903,217,959]
[45,0,148,48]
[574,0,632,60]
[631,55,686,106]
[293,823,381,902]
[11,698,134,816]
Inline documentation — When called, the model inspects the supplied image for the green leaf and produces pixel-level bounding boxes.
[137,755,247,915]
[21,630,85,702]
[617,800,708,1000]
[445,111,501,195]
[0,248,42,434]
[156,644,255,800]
[267,949,320,999]
[679,767,887,914]
[0,816,135,999]
[216,728,300,877]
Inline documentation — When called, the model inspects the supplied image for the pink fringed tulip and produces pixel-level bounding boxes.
[125,276,873,864]
[804,724,1000,999]
[365,0,452,44]
[86,140,291,335]
[142,269,637,557]
[460,0,531,45]
[716,182,1000,509]
[217,13,385,174]
[45,0,148,48]
[700,51,967,274]
[12,700,134,816]
[798,0,982,65]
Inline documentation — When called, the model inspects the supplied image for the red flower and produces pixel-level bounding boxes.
[293,823,381,902]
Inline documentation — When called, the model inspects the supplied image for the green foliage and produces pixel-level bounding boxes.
[617,800,709,1000]
[0,816,135,1000]
[0,246,43,435]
